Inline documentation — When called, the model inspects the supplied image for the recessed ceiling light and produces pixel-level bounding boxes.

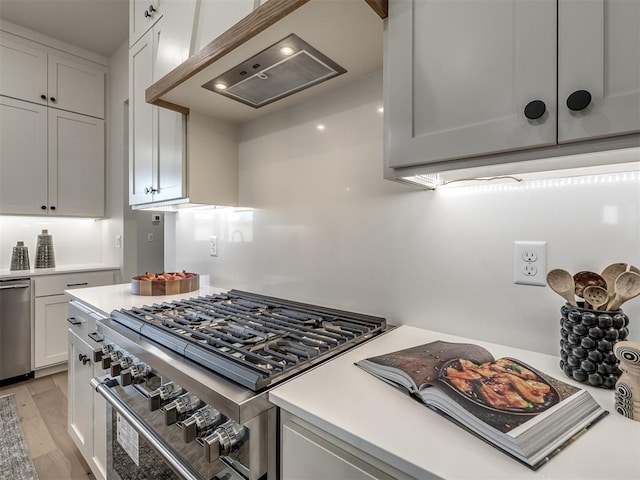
[378,107,384,113]
[316,124,326,131]
[214,83,227,90]
[280,46,295,56]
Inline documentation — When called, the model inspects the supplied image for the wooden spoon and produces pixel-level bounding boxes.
[547,269,577,306]
[583,286,609,311]
[601,263,628,297]
[573,271,607,299]
[607,271,640,311]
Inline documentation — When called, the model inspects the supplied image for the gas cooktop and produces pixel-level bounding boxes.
[111,290,386,391]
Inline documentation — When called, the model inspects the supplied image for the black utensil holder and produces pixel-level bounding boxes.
[560,303,630,388]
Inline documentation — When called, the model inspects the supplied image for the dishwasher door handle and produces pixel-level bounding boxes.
[0,284,30,290]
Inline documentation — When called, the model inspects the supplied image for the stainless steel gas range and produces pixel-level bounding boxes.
[90,289,387,480]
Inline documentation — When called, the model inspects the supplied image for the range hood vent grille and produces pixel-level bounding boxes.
[202,34,346,108]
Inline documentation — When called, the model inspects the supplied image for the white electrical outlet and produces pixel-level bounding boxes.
[514,241,547,286]
[115,235,122,248]
[209,236,218,257]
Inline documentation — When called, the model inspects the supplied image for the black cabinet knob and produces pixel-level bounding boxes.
[149,4,156,13]
[144,9,151,17]
[524,100,546,120]
[50,97,56,103]
[40,94,47,100]
[50,206,56,211]
[567,90,591,111]
[41,205,47,210]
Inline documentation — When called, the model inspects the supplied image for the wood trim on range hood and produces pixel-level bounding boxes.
[146,0,387,122]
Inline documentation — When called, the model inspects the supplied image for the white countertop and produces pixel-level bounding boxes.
[0,263,119,280]
[269,325,640,480]
[64,279,226,317]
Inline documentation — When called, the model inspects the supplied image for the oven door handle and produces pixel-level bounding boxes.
[90,377,203,480]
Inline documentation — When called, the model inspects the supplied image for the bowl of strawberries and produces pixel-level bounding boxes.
[131,271,199,296]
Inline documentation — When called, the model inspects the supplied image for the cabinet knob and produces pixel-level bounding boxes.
[524,100,546,120]
[144,187,157,194]
[567,90,591,111]
[49,97,57,103]
[144,9,151,17]
[78,353,90,365]
[50,206,56,211]
[40,94,47,101]
[148,4,156,13]
[41,205,47,210]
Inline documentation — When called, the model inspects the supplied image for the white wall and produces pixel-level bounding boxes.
[171,72,640,357]
[0,216,103,268]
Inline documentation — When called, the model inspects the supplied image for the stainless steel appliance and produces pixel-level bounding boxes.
[0,278,32,383]
[91,289,386,480]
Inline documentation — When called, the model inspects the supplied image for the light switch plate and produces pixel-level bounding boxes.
[209,236,218,257]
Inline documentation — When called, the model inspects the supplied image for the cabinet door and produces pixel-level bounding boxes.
[48,109,105,217]
[558,0,640,143]
[385,0,557,168]
[130,0,161,47]
[0,97,49,214]
[0,34,48,105]
[34,295,69,368]
[68,329,94,460]
[152,19,186,203]
[48,55,105,119]
[129,30,155,205]
[282,422,394,480]
[193,0,254,53]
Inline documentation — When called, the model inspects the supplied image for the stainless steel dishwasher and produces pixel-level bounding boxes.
[0,278,32,383]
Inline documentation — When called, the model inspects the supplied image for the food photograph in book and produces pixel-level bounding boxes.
[365,341,581,433]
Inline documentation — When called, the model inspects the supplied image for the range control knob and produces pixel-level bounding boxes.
[148,382,184,411]
[179,405,222,443]
[102,348,121,370]
[202,420,246,463]
[110,355,133,377]
[120,363,150,386]
[162,393,201,425]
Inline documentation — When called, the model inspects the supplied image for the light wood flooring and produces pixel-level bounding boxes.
[0,371,96,480]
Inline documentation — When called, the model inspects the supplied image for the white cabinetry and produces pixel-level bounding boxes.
[0,31,106,216]
[67,301,108,480]
[0,33,105,118]
[33,270,116,371]
[129,21,187,206]
[129,1,238,209]
[281,412,411,480]
[130,0,161,48]
[385,0,640,170]
[0,97,104,216]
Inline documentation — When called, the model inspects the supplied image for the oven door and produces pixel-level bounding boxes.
[91,377,247,480]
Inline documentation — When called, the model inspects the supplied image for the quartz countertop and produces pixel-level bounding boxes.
[0,263,119,280]
[64,278,225,317]
[269,325,640,479]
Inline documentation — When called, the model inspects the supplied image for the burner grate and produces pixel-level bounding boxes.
[112,290,386,390]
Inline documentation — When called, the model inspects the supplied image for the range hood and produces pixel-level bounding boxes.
[146,0,386,123]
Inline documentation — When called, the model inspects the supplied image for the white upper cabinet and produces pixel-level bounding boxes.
[0,96,104,217]
[0,33,105,119]
[130,0,161,47]
[0,36,48,106]
[558,0,640,143]
[129,19,188,206]
[386,0,557,168]
[0,97,48,215]
[48,109,105,217]
[385,0,640,171]
[193,0,255,53]
[48,55,105,119]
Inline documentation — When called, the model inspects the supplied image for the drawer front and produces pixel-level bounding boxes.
[35,270,116,297]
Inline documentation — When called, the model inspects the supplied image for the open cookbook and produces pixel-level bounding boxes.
[356,341,608,470]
